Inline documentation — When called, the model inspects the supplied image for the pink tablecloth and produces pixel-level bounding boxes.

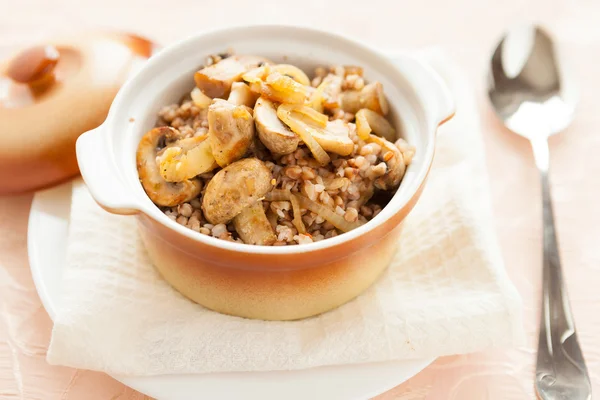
[1,1,599,398]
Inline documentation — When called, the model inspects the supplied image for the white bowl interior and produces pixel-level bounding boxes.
[103,26,432,254]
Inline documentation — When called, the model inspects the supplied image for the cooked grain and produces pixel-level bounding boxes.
[156,64,414,245]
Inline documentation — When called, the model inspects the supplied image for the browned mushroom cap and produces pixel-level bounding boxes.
[254,97,299,155]
[208,99,255,168]
[136,127,202,207]
[202,158,273,225]
[340,81,389,115]
[194,55,270,98]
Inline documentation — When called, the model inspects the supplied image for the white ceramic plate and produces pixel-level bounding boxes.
[28,181,433,400]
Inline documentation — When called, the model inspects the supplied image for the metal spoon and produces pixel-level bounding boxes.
[487,25,591,400]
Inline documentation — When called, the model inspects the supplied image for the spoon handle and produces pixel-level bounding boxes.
[531,138,591,400]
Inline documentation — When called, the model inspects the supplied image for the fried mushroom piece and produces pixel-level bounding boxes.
[309,119,354,156]
[233,202,277,245]
[202,158,273,225]
[367,134,406,190]
[355,108,396,142]
[136,126,202,207]
[227,82,259,107]
[340,81,389,115]
[194,55,270,98]
[208,99,255,168]
[254,97,299,155]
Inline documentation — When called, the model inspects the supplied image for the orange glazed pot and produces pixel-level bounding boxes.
[76,26,454,320]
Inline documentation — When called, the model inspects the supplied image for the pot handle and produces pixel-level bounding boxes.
[390,53,455,126]
[76,127,141,215]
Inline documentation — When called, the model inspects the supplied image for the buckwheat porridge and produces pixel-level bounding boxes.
[136,54,415,246]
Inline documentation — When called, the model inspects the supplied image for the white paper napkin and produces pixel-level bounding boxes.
[47,51,523,376]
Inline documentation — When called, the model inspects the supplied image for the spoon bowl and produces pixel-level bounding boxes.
[488,26,578,140]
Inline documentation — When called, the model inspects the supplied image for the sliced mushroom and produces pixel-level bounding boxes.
[208,99,255,168]
[340,81,389,115]
[202,158,273,225]
[276,104,351,156]
[309,120,354,156]
[136,126,201,207]
[367,134,406,190]
[277,104,330,166]
[157,135,217,182]
[254,97,299,155]
[194,55,269,98]
[355,108,396,141]
[233,202,277,245]
[227,82,259,107]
